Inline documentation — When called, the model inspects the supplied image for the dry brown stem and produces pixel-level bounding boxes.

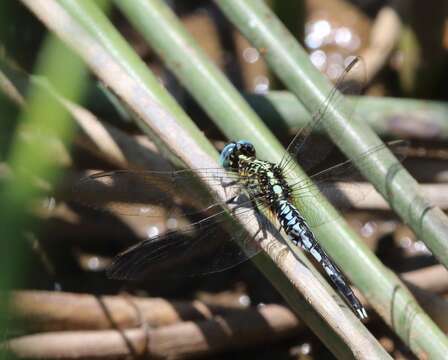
[4,304,300,359]
[401,265,448,294]
[10,261,448,334]
[348,6,402,83]
[8,291,245,332]
[326,182,448,210]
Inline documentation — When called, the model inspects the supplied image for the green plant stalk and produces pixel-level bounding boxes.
[42,0,444,358]
[0,59,359,360]
[56,0,216,165]
[25,0,363,357]
[245,92,448,140]
[0,34,88,337]
[114,0,445,357]
[216,0,448,355]
[113,0,386,318]
[113,1,287,164]
[216,0,448,267]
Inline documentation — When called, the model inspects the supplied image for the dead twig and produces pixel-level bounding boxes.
[3,304,300,359]
[10,261,448,334]
[0,63,171,172]
[401,264,448,294]
[8,291,245,332]
[348,6,402,84]
[325,182,448,210]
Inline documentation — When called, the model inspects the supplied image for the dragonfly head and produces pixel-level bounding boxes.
[220,140,256,170]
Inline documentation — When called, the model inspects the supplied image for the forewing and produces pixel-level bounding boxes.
[73,168,242,217]
[289,140,409,228]
[106,202,265,280]
[279,57,365,175]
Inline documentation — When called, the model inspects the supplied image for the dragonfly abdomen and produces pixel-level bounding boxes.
[274,200,368,320]
[275,200,318,250]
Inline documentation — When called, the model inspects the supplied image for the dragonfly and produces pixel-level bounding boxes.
[74,58,407,320]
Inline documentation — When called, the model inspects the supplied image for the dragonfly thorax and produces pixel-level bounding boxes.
[220,141,291,206]
[243,160,291,206]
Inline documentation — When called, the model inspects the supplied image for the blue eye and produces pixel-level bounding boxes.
[237,140,255,156]
[237,140,253,147]
[220,143,237,168]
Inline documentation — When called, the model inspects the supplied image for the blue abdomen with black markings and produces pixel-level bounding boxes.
[220,140,367,320]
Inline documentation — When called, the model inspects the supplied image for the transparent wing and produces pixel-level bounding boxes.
[279,57,365,174]
[73,168,243,217]
[106,199,267,280]
[288,140,409,227]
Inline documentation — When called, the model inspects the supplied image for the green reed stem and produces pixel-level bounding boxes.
[245,92,448,140]
[215,0,448,357]
[21,0,368,357]
[117,0,445,357]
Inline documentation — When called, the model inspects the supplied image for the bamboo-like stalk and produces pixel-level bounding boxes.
[406,286,448,333]
[322,182,448,210]
[4,63,447,337]
[4,304,300,359]
[110,0,446,357]
[244,92,448,140]
[8,263,447,333]
[0,62,172,172]
[20,1,370,358]
[216,0,448,268]
[58,1,392,354]
[8,291,259,332]
[401,265,448,294]
[4,66,447,213]
[215,0,448,357]
[56,0,218,164]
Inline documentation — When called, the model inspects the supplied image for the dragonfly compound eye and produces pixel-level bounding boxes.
[220,142,238,170]
[236,140,256,157]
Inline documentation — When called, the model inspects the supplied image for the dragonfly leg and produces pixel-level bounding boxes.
[220,178,240,193]
[249,196,269,238]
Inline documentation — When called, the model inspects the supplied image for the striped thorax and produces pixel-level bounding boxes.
[220,140,368,320]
